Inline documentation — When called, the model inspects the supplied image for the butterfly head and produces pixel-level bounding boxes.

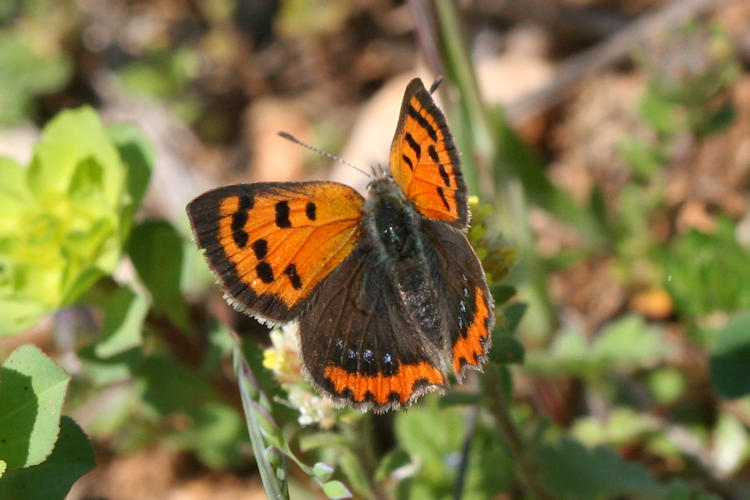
[365,168,403,202]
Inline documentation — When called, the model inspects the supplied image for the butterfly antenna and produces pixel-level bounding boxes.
[277,131,371,179]
[428,76,444,94]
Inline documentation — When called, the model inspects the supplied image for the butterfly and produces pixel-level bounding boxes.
[187,78,494,412]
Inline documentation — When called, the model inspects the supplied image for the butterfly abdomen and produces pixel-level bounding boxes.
[364,177,443,342]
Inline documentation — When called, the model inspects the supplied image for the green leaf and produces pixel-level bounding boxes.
[94,286,148,358]
[571,407,658,447]
[591,315,664,366]
[650,479,721,500]
[107,122,154,236]
[664,218,750,318]
[78,345,141,386]
[128,220,191,330]
[0,107,151,335]
[0,417,95,500]
[495,302,527,336]
[0,157,31,231]
[528,316,665,376]
[438,391,481,407]
[166,402,245,468]
[647,368,686,405]
[712,411,749,475]
[0,30,71,125]
[619,138,663,180]
[697,104,735,135]
[374,449,411,481]
[313,462,334,481]
[490,302,527,364]
[537,437,660,499]
[334,447,371,499]
[710,311,750,398]
[393,395,512,498]
[298,432,349,452]
[137,356,219,416]
[322,480,353,499]
[0,345,70,468]
[28,107,123,207]
[490,284,515,306]
[639,86,680,135]
[489,334,525,364]
[108,123,154,210]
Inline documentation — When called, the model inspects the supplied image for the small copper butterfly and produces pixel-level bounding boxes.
[187,78,494,412]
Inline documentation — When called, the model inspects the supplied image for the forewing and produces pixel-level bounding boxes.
[389,78,468,227]
[299,243,447,412]
[187,181,364,322]
[424,220,494,379]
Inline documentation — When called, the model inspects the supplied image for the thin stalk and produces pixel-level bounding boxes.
[453,405,479,500]
[483,368,553,500]
[233,346,289,499]
[342,415,387,500]
[432,0,557,338]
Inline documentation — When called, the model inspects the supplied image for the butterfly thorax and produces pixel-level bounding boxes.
[366,176,423,261]
[364,176,443,339]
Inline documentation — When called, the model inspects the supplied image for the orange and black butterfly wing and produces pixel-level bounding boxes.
[389,78,468,228]
[298,241,447,412]
[187,182,364,322]
[423,220,494,378]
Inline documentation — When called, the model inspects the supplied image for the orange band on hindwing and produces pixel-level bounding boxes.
[452,286,492,374]
[323,362,445,405]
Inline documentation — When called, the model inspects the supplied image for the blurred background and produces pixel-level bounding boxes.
[2,0,750,498]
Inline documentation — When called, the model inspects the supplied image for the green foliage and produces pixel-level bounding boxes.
[391,398,512,499]
[0,345,70,468]
[490,301,526,364]
[0,1,73,125]
[0,346,94,497]
[663,218,750,318]
[638,22,740,138]
[0,107,153,335]
[0,417,95,500]
[536,437,661,499]
[710,311,750,398]
[128,220,192,330]
[528,315,665,376]
[92,285,148,358]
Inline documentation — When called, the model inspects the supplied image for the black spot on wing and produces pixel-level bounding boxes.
[404,132,421,159]
[230,195,254,248]
[231,212,248,248]
[402,154,414,170]
[438,163,451,187]
[256,262,274,283]
[284,263,302,290]
[437,186,450,211]
[427,144,440,163]
[305,202,316,221]
[275,200,291,228]
[252,239,267,259]
[408,104,437,141]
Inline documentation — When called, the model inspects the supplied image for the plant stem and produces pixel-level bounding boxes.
[483,367,553,500]
[453,405,479,500]
[233,345,289,499]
